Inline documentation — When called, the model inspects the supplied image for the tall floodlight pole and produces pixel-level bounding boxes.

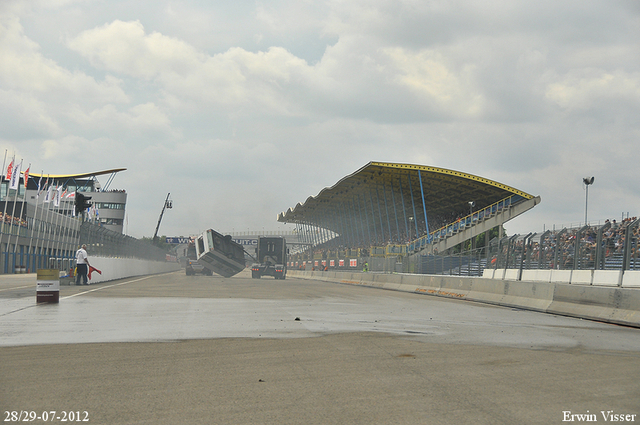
[153,193,173,244]
[583,177,594,225]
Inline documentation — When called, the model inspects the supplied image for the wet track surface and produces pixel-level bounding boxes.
[1,270,639,424]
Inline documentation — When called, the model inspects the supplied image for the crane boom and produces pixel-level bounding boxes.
[153,193,172,243]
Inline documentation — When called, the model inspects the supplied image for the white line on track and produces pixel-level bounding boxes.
[61,275,156,299]
[0,285,33,292]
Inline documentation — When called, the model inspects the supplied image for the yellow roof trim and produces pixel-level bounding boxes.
[27,168,127,179]
[369,162,534,199]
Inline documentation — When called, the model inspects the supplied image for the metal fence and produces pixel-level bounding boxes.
[1,201,169,274]
[420,249,487,276]
[79,222,167,262]
[420,218,640,276]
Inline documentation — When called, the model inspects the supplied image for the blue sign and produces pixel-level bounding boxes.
[166,237,193,244]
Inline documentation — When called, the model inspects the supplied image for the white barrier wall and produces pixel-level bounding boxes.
[484,268,638,288]
[289,269,640,328]
[75,257,181,284]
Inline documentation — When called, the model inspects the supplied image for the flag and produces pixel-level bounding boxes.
[23,166,30,188]
[42,176,49,195]
[37,175,42,193]
[54,186,63,207]
[9,161,21,190]
[66,192,75,198]
[5,159,13,181]
[44,185,53,203]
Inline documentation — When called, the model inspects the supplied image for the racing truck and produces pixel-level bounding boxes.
[184,241,211,276]
[195,229,246,278]
[251,237,287,279]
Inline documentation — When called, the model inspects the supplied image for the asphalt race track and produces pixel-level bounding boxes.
[1,270,639,424]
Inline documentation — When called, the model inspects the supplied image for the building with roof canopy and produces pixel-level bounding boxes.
[0,168,169,274]
[23,169,128,234]
[278,162,541,263]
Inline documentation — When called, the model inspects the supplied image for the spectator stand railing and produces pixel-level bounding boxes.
[407,194,523,253]
[487,218,640,274]
[419,218,639,278]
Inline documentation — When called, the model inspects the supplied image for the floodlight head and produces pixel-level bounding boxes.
[583,176,595,186]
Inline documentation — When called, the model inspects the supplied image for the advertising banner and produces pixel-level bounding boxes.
[36,269,60,304]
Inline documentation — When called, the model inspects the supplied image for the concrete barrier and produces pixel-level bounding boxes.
[503,269,519,281]
[289,270,640,328]
[570,270,593,285]
[622,271,640,288]
[550,269,572,283]
[520,269,552,283]
[65,257,181,285]
[592,270,621,287]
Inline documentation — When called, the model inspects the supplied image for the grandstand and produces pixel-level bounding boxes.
[278,161,540,267]
[279,163,640,280]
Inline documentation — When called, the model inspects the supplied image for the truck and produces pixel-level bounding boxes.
[251,237,287,279]
[184,241,211,276]
[195,229,246,278]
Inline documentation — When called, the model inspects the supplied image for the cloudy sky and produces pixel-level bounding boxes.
[1,0,639,239]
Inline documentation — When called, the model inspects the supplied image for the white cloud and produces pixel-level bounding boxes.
[65,19,488,122]
[0,16,128,103]
[382,47,484,118]
[546,69,640,111]
[67,20,204,79]
[67,102,176,139]
[67,20,314,116]
[1,0,639,239]
[0,89,61,138]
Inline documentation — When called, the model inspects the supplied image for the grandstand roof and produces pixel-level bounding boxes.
[278,162,535,245]
[28,168,127,179]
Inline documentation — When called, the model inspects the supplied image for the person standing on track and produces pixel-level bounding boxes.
[75,244,91,285]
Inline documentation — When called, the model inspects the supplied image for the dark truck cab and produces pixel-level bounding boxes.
[185,242,210,275]
[251,237,287,279]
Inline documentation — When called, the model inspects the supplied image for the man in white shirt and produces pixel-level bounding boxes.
[75,244,91,285]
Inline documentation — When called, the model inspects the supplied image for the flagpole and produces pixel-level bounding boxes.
[46,182,57,269]
[1,153,12,237]
[35,172,46,270]
[44,179,54,266]
[27,168,41,272]
[53,186,64,265]
[9,159,23,272]
[0,150,7,270]
[20,163,30,271]
[59,193,73,275]
[50,185,62,268]
[63,191,79,274]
